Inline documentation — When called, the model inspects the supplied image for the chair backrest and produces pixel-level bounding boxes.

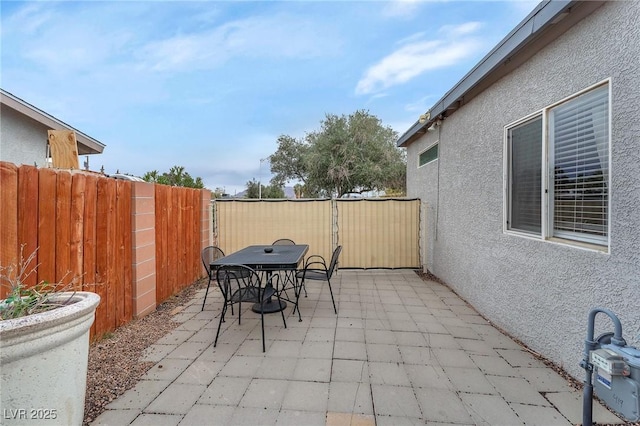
[272,238,295,245]
[201,246,225,275]
[215,264,263,301]
[327,245,342,278]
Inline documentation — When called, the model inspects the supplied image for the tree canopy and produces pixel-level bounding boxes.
[245,179,285,199]
[269,110,405,198]
[142,166,204,188]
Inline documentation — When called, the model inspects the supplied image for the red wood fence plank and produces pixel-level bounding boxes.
[156,185,169,302]
[83,173,98,339]
[94,177,110,337]
[37,168,57,285]
[185,189,193,281]
[104,179,117,333]
[0,162,18,299]
[55,171,72,286]
[191,189,199,280]
[70,173,86,290]
[115,180,133,327]
[167,187,173,297]
[18,165,39,288]
[176,187,184,295]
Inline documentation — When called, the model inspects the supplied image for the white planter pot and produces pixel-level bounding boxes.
[0,292,100,426]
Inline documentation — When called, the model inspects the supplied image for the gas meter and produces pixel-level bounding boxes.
[580,308,640,425]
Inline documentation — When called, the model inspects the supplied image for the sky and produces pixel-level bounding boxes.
[1,0,537,195]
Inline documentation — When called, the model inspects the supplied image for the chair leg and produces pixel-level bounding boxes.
[278,290,287,329]
[201,278,212,311]
[214,303,228,347]
[260,309,266,352]
[292,276,302,322]
[327,278,337,314]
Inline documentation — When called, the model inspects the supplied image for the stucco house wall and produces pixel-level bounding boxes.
[405,0,639,379]
[1,104,50,166]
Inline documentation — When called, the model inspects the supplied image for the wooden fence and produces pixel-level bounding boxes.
[0,162,208,339]
[155,184,203,303]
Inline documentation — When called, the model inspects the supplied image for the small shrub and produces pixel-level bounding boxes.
[0,246,76,320]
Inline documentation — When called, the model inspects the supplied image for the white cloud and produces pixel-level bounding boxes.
[6,7,136,75]
[3,3,52,35]
[138,33,221,72]
[138,14,341,72]
[355,22,484,96]
[381,0,424,18]
[439,21,482,37]
[3,3,340,76]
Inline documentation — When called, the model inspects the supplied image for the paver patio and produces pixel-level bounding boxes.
[92,270,624,425]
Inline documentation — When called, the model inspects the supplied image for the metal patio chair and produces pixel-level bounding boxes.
[295,245,341,315]
[271,238,303,320]
[214,264,286,352]
[201,246,226,311]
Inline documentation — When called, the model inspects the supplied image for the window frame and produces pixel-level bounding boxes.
[505,113,544,236]
[418,142,439,168]
[503,79,611,251]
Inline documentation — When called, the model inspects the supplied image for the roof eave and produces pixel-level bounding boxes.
[397,0,605,148]
[0,89,106,155]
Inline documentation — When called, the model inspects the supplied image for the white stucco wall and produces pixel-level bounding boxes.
[411,132,440,270]
[0,105,49,166]
[406,1,639,380]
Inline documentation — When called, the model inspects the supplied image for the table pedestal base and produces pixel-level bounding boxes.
[252,299,287,313]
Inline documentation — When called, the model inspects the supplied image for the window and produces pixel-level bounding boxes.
[508,117,542,234]
[419,143,438,167]
[506,82,609,247]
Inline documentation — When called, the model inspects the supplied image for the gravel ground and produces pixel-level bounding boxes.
[82,279,207,425]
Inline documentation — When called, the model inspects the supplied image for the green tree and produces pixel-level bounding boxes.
[245,179,285,199]
[269,110,405,198]
[245,179,260,198]
[262,185,285,199]
[269,135,310,188]
[210,187,228,199]
[142,166,204,188]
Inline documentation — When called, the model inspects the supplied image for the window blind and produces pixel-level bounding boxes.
[550,85,608,244]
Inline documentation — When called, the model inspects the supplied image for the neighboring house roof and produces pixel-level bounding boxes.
[397,0,605,148]
[0,89,105,155]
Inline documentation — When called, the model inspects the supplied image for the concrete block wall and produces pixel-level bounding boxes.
[131,182,157,318]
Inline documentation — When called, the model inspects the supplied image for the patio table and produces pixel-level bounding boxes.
[210,244,308,313]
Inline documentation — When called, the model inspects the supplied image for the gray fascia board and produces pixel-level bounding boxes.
[0,89,106,154]
[398,0,579,147]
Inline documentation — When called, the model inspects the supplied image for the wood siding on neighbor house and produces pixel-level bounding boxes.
[214,198,421,269]
[0,162,209,339]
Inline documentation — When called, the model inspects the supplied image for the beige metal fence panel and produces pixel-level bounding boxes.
[214,198,421,269]
[215,199,333,261]
[336,199,420,268]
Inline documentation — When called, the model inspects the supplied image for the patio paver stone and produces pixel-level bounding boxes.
[92,270,624,426]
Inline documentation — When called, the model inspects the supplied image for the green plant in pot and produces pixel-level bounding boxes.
[0,247,100,426]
